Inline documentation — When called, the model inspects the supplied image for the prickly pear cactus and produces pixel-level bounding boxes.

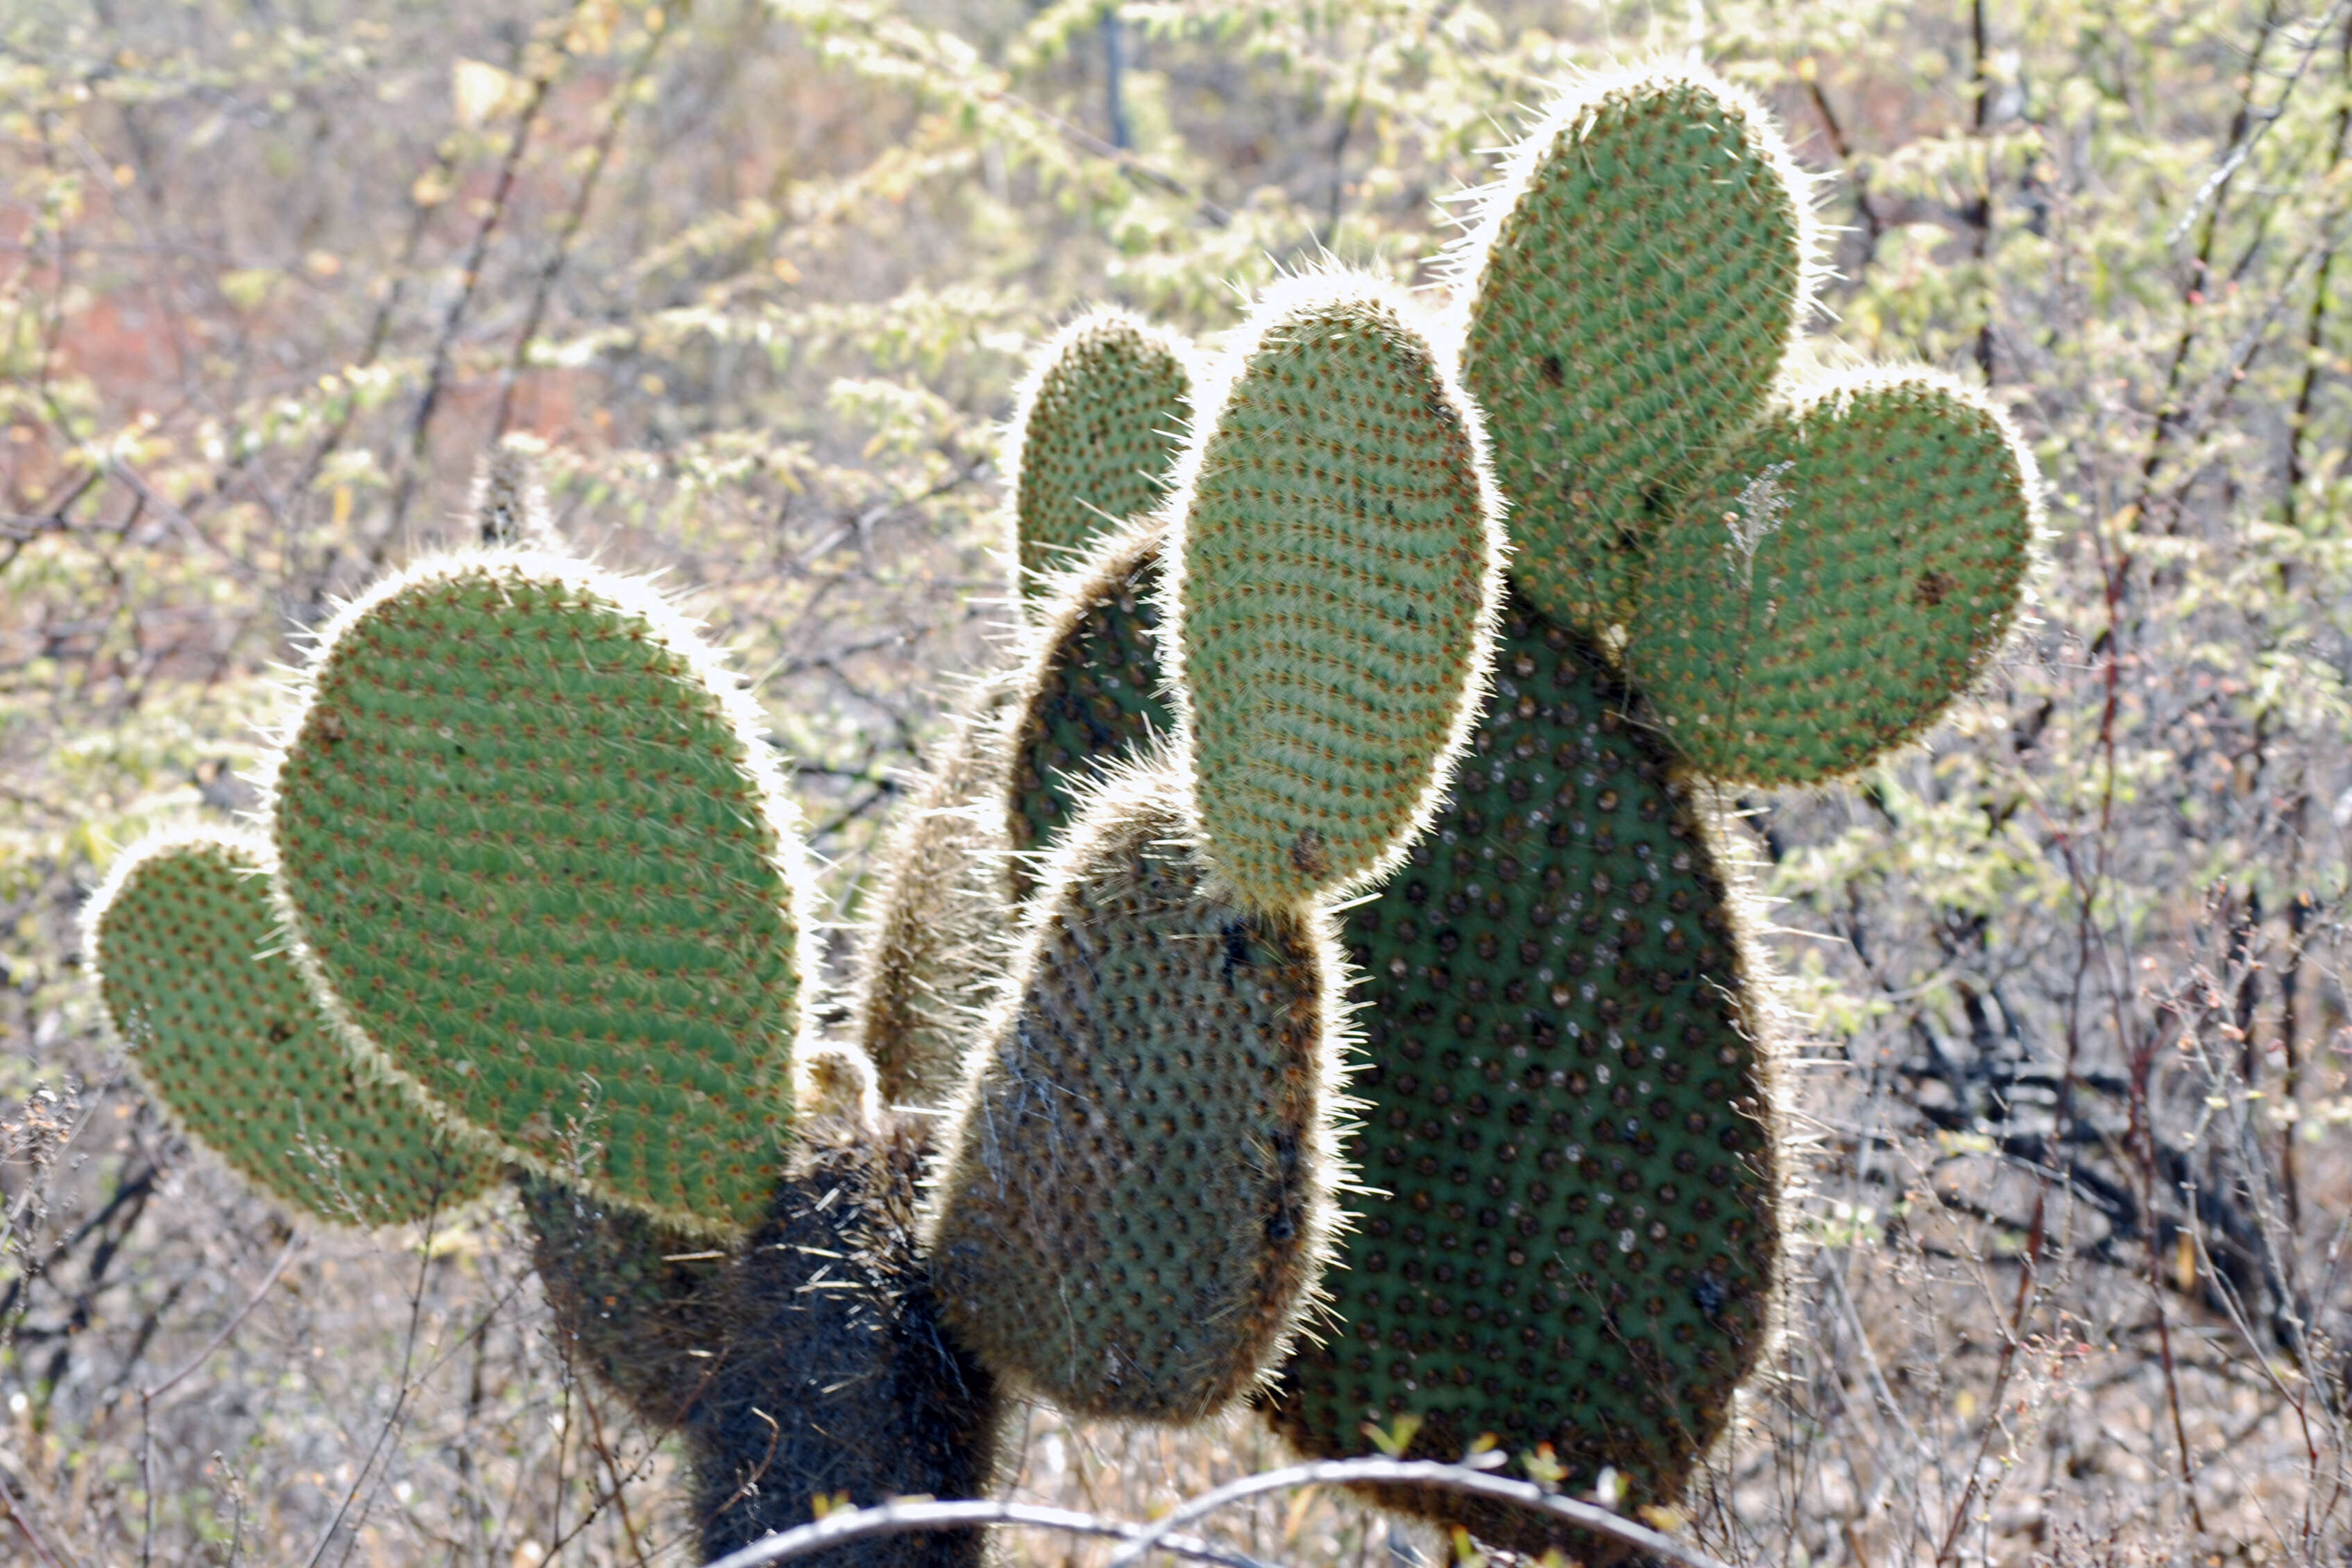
[1008,309,1193,599]
[1004,519,1173,897]
[1169,275,1503,912]
[1261,588,1780,1553]
[851,672,1023,1107]
[87,830,499,1228]
[1259,68,2036,1559]
[521,1175,730,1429]
[696,1114,1000,1568]
[269,551,815,1236]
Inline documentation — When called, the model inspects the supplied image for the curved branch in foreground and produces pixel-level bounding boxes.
[698,1501,1275,1568]
[699,1459,1735,1568]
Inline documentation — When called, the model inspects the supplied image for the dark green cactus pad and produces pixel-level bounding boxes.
[271,553,812,1236]
[1009,309,1193,601]
[1005,519,1173,898]
[930,777,1339,1421]
[1262,586,1780,1557]
[1627,373,2038,785]
[521,1175,731,1430]
[1458,67,1807,636]
[88,831,500,1229]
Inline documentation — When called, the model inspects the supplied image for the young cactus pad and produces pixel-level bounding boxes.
[928,778,1341,1420]
[1009,309,1194,600]
[88,830,500,1228]
[1626,373,2038,785]
[1170,275,1505,912]
[1005,518,1173,896]
[1263,588,1780,1557]
[270,552,813,1235]
[1456,67,1809,635]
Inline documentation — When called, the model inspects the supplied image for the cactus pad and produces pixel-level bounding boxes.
[271,552,812,1235]
[1010,309,1193,599]
[1263,587,1780,1556]
[1627,373,2038,785]
[1170,276,1503,912]
[853,672,1020,1107]
[929,778,1340,1420]
[89,831,500,1228]
[1005,520,1173,897]
[1457,67,1808,635]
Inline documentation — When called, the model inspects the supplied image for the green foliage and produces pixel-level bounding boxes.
[88,830,500,1229]
[1458,66,1808,636]
[928,776,1339,1421]
[1171,275,1506,912]
[271,552,813,1236]
[1263,589,1779,1553]
[1628,373,2038,783]
[1009,309,1195,600]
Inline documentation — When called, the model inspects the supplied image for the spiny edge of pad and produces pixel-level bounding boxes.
[257,546,823,1241]
[1156,268,1510,916]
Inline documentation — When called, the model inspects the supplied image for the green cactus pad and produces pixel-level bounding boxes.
[1262,586,1780,1557]
[1170,275,1503,913]
[1457,67,1809,635]
[88,831,500,1229]
[853,672,1020,1107]
[271,552,814,1236]
[929,776,1340,1421]
[1626,373,2038,785]
[1010,309,1193,601]
[1005,520,1173,899]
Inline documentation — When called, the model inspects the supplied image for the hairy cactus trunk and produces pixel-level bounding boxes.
[530,1118,1000,1568]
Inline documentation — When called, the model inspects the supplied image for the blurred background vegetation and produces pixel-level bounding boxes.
[3,0,2351,1563]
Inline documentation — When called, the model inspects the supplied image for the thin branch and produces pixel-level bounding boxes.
[1102,1459,1731,1568]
